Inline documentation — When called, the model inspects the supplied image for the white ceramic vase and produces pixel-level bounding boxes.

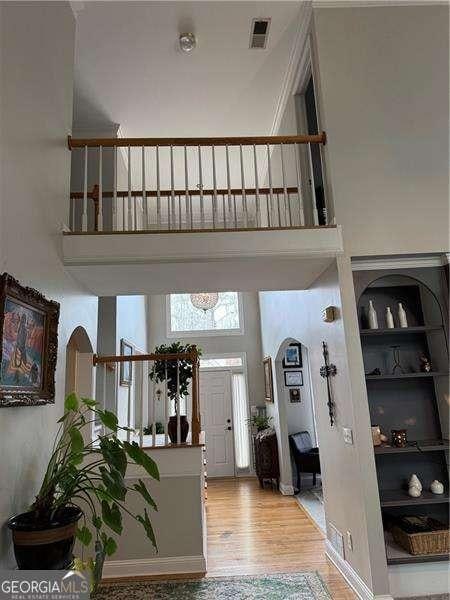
[409,474,422,491]
[398,302,408,328]
[386,307,394,329]
[368,300,378,329]
[408,485,422,498]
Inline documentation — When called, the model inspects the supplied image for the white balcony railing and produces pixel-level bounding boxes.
[67,133,328,233]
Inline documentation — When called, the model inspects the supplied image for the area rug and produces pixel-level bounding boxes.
[96,572,331,599]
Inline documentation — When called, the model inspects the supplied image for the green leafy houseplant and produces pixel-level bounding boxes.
[14,393,159,590]
[149,342,201,408]
[249,414,273,432]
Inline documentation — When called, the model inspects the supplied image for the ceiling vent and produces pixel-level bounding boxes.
[249,18,271,49]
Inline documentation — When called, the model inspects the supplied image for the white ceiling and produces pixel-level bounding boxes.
[73,1,303,137]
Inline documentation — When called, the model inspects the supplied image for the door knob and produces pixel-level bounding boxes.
[227,419,231,423]
[226,426,232,431]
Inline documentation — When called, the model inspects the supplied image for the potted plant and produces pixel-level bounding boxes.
[8,393,159,591]
[249,414,273,432]
[149,342,201,444]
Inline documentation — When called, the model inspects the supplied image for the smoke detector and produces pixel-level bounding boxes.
[179,33,197,53]
[249,18,271,49]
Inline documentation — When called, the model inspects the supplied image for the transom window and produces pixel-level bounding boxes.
[168,292,242,337]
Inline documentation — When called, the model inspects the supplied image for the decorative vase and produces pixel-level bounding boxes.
[168,415,189,444]
[368,300,378,329]
[430,480,444,495]
[386,307,394,329]
[409,474,422,492]
[391,429,407,448]
[8,506,82,570]
[398,302,408,328]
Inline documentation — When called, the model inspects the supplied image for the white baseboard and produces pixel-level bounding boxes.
[279,483,295,495]
[103,554,207,579]
[325,540,393,600]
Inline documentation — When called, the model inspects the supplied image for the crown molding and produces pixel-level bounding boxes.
[313,1,448,7]
[270,2,313,135]
[351,255,448,271]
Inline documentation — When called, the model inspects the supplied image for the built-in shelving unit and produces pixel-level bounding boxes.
[354,267,449,567]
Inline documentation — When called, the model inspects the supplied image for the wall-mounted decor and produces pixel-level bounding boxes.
[119,339,133,386]
[0,273,59,407]
[289,388,301,403]
[319,341,337,426]
[263,356,274,403]
[282,343,302,369]
[284,370,303,387]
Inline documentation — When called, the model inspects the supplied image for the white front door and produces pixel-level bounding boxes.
[200,370,235,478]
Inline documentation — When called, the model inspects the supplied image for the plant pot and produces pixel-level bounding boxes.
[8,506,82,570]
[168,415,189,444]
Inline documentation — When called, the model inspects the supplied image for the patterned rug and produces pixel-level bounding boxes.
[96,572,331,599]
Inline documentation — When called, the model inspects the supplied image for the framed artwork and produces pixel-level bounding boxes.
[284,370,303,387]
[263,356,274,403]
[120,339,133,386]
[289,388,301,403]
[0,273,59,407]
[283,343,302,369]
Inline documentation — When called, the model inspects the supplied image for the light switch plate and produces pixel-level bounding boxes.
[347,531,353,551]
[343,427,353,445]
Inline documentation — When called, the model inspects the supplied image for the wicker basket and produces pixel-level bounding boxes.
[392,525,450,555]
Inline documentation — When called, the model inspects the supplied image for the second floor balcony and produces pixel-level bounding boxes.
[63,133,342,293]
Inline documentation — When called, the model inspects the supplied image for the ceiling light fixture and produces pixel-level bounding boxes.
[179,33,196,54]
[190,292,219,312]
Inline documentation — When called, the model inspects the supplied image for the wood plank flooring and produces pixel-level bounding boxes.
[206,478,356,600]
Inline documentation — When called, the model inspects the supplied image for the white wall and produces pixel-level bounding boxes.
[259,259,389,596]
[148,292,265,421]
[0,2,98,567]
[313,5,449,257]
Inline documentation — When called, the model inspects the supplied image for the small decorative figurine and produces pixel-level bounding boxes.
[366,367,382,376]
[372,426,389,446]
[409,484,422,498]
[430,480,444,495]
[409,474,422,492]
[368,300,379,329]
[398,302,408,328]
[419,355,432,373]
[386,306,395,329]
[391,429,408,448]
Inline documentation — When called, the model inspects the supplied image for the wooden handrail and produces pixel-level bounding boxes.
[93,350,198,365]
[67,132,326,150]
[70,185,299,200]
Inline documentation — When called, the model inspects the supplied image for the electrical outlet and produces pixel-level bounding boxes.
[343,427,353,445]
[346,531,353,551]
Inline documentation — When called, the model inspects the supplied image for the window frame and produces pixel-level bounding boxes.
[166,292,245,338]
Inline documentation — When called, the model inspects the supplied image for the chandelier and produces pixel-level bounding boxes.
[190,292,219,312]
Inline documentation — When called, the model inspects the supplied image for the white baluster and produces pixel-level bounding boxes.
[156,146,161,229]
[239,145,248,228]
[127,375,132,443]
[178,194,182,229]
[113,146,118,231]
[176,360,181,445]
[142,146,147,230]
[276,193,281,226]
[198,146,204,229]
[102,364,107,435]
[164,361,169,445]
[280,144,291,226]
[127,146,132,231]
[170,146,175,230]
[133,194,137,231]
[226,145,234,228]
[82,145,88,232]
[212,146,217,229]
[308,142,319,226]
[98,146,103,231]
[139,361,144,448]
[222,194,226,229]
[253,144,260,228]
[185,146,192,230]
[266,144,273,227]
[295,143,305,226]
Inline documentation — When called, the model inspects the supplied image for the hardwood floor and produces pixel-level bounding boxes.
[206,478,356,600]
